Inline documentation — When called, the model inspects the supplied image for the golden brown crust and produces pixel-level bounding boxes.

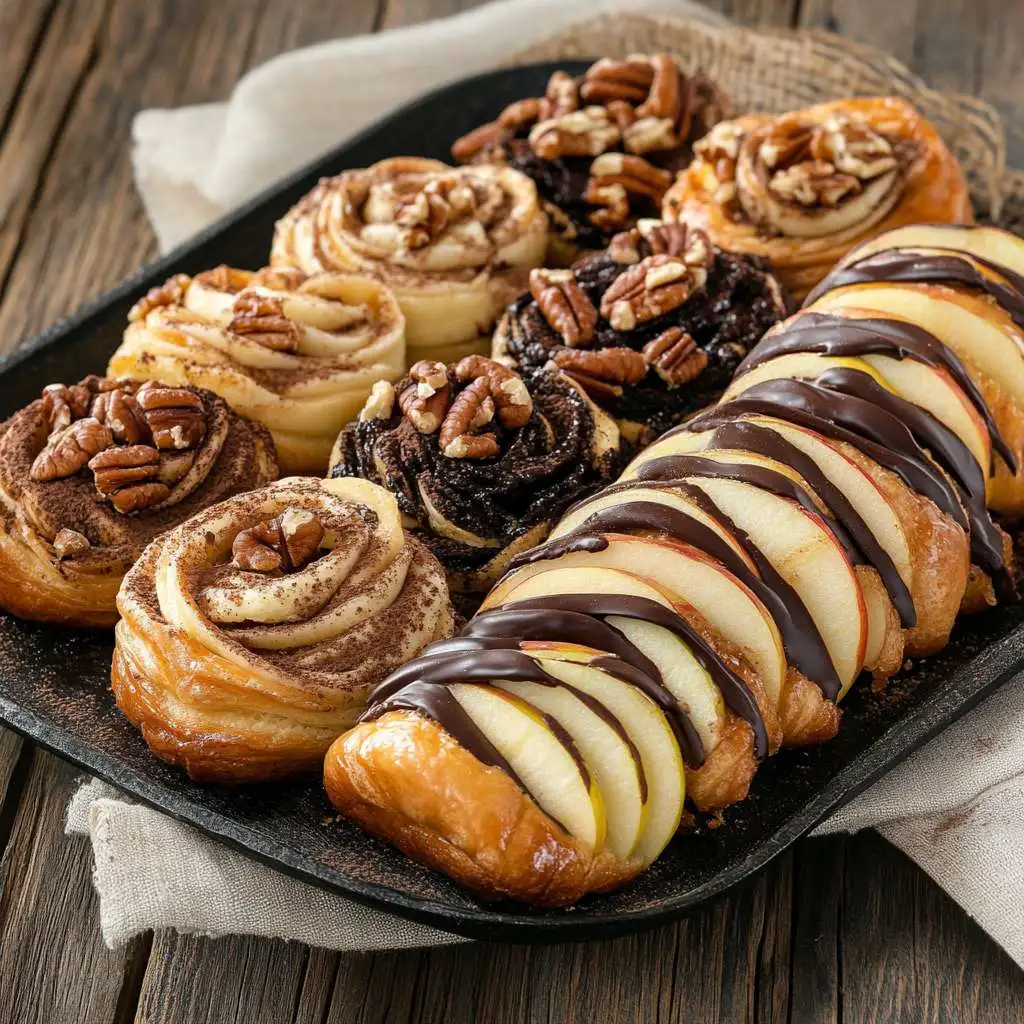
[779,668,842,747]
[686,713,758,810]
[323,711,639,906]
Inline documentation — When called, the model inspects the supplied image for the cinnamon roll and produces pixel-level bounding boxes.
[329,355,626,594]
[0,377,277,628]
[452,54,728,265]
[108,265,405,474]
[663,98,972,301]
[493,220,788,439]
[270,157,547,365]
[112,476,454,783]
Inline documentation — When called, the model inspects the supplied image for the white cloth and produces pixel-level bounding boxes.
[83,0,1024,965]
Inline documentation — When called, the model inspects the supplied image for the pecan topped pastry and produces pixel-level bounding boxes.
[0,376,277,627]
[111,476,454,782]
[493,220,788,438]
[663,97,972,301]
[452,54,728,264]
[329,355,626,593]
[270,157,548,366]
[108,264,405,473]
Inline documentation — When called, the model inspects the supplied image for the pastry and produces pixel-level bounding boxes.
[0,376,277,628]
[270,157,548,365]
[662,98,972,302]
[452,54,728,265]
[492,220,788,439]
[112,476,454,783]
[323,225,1024,906]
[329,355,626,595]
[108,265,405,474]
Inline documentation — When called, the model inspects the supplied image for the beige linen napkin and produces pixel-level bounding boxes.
[68,0,1024,964]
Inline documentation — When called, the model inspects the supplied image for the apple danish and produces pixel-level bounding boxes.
[112,476,454,783]
[107,265,405,473]
[662,98,972,301]
[0,376,277,628]
[270,157,548,365]
[324,224,1024,906]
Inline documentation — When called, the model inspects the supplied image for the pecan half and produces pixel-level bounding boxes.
[31,418,114,482]
[233,508,325,573]
[580,57,655,105]
[585,181,631,233]
[89,445,170,513]
[229,292,301,352]
[623,116,679,156]
[398,361,450,433]
[693,121,745,204]
[600,253,707,331]
[635,54,682,121]
[91,388,150,445]
[41,382,94,433]
[769,161,860,207]
[135,384,208,451]
[439,377,499,459]
[589,152,673,204]
[53,528,91,560]
[128,274,192,322]
[529,268,598,348]
[453,355,533,428]
[359,380,397,422]
[528,107,621,161]
[642,327,709,386]
[451,121,512,163]
[639,220,712,262]
[541,70,578,119]
[193,265,249,293]
[551,346,647,384]
[497,97,544,131]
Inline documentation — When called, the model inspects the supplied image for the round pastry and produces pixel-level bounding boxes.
[108,265,405,474]
[269,157,548,365]
[452,54,728,265]
[329,355,626,594]
[112,476,455,783]
[0,376,277,628]
[493,220,789,439]
[662,98,972,302]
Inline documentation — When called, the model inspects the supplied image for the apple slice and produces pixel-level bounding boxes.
[525,646,686,867]
[487,543,786,710]
[448,682,606,851]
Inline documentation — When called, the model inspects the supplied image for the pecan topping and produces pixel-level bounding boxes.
[580,58,655,106]
[41,382,93,433]
[229,292,301,352]
[232,508,325,573]
[642,327,709,386]
[391,176,477,250]
[251,266,307,292]
[769,161,860,207]
[635,54,682,121]
[90,388,150,445]
[439,377,500,459]
[528,107,621,161]
[541,71,579,119]
[584,182,631,233]
[53,528,91,560]
[453,354,533,428]
[451,121,511,164]
[693,121,746,204]
[89,445,170,513]
[31,418,114,482]
[600,253,707,331]
[398,361,451,433]
[639,220,709,259]
[128,273,192,322]
[589,152,673,204]
[498,97,544,131]
[135,384,208,451]
[529,268,598,347]
[551,346,647,386]
[359,380,397,422]
[608,230,643,266]
[193,265,249,292]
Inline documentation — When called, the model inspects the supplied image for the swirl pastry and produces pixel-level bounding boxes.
[493,220,788,439]
[107,265,405,474]
[329,355,626,595]
[663,98,972,302]
[0,376,276,628]
[112,476,454,783]
[270,157,547,365]
[452,54,728,265]
[324,225,1024,906]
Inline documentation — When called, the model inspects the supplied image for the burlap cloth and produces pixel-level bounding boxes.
[71,0,1024,964]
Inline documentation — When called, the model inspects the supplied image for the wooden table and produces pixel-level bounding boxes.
[1,1,1024,1021]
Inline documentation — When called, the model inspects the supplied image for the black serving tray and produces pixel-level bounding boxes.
[1,62,1022,943]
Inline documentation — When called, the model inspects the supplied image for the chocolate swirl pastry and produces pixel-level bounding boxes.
[452,54,728,265]
[329,355,626,593]
[663,98,971,301]
[493,220,788,438]
[0,376,277,627]
[112,477,454,783]
[270,157,548,366]
[108,264,405,474]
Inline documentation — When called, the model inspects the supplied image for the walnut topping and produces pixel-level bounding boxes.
[453,355,532,428]
[550,346,648,402]
[528,107,621,161]
[398,361,451,433]
[600,253,707,331]
[229,292,301,352]
[128,274,192,322]
[53,528,91,560]
[529,268,598,348]
[135,384,208,451]
[642,327,709,386]
[31,418,114,482]
[439,377,500,459]
[232,508,325,573]
[360,380,396,422]
[88,445,170,513]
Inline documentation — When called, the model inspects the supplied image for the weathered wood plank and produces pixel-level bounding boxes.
[377,0,491,32]
[0,0,57,138]
[702,0,798,27]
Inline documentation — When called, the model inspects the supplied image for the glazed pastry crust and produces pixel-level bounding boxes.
[324,711,639,906]
[663,98,972,301]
